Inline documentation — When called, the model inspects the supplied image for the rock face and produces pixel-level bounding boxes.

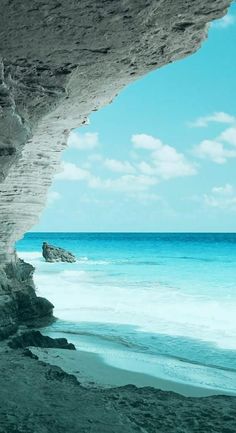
[8,330,76,350]
[0,0,232,263]
[0,0,232,332]
[42,242,76,263]
[0,257,54,339]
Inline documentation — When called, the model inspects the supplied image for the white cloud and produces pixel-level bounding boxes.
[204,184,236,210]
[104,158,136,174]
[137,161,155,175]
[68,131,99,150]
[219,127,236,146]
[194,121,236,164]
[56,161,157,194]
[88,153,103,162]
[189,112,235,128]
[56,162,92,181]
[47,191,61,205]
[151,145,197,179]
[57,133,196,202]
[132,134,197,179]
[56,162,106,189]
[212,184,233,195]
[212,14,235,29]
[103,174,157,192]
[132,134,163,150]
[193,139,236,164]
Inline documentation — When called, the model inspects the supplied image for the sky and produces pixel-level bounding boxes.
[34,4,236,233]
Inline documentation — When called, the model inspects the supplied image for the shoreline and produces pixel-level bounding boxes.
[30,346,236,398]
[1,346,236,433]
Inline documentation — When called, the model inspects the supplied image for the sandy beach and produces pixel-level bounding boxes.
[0,345,235,433]
[30,346,236,398]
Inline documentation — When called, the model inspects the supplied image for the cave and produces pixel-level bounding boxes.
[0,1,235,432]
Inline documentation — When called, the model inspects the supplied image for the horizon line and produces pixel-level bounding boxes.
[27,231,236,234]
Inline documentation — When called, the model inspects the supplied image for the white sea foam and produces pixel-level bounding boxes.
[78,257,110,265]
[19,251,42,262]
[16,233,236,393]
[27,260,236,352]
[45,329,236,395]
[102,349,236,394]
[17,246,236,393]
[18,249,236,352]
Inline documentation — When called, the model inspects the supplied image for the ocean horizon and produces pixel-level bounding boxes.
[17,232,236,395]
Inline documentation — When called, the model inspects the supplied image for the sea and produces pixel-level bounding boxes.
[16,232,236,395]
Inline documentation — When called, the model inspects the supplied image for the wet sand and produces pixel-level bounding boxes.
[31,347,236,398]
[0,345,235,432]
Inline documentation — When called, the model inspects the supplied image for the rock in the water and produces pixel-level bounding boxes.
[42,242,76,263]
[8,330,76,350]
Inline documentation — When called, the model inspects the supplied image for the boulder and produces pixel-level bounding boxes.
[0,257,54,340]
[42,242,76,263]
[8,330,76,350]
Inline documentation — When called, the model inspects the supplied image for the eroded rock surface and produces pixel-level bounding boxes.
[42,242,76,263]
[0,2,235,430]
[0,0,232,339]
[0,0,231,263]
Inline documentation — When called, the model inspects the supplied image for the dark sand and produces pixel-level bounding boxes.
[0,345,236,432]
[31,347,236,398]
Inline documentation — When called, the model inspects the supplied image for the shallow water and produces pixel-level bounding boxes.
[17,232,236,394]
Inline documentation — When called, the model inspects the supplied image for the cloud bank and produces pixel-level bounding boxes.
[57,133,196,200]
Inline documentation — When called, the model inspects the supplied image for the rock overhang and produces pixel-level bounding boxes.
[0,0,232,328]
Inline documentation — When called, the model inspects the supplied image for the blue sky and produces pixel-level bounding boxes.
[34,4,236,232]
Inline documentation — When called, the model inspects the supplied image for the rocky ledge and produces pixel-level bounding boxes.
[42,242,76,263]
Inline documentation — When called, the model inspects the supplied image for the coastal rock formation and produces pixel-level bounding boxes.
[0,257,54,339]
[0,0,232,333]
[0,2,235,431]
[42,242,76,263]
[8,330,76,350]
[0,0,232,262]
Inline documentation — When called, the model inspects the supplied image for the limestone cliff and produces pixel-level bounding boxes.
[0,0,232,332]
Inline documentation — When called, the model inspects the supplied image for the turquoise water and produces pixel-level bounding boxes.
[17,233,236,394]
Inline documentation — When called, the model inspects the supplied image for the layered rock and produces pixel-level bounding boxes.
[0,257,54,339]
[0,0,232,332]
[0,0,231,262]
[42,242,76,263]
